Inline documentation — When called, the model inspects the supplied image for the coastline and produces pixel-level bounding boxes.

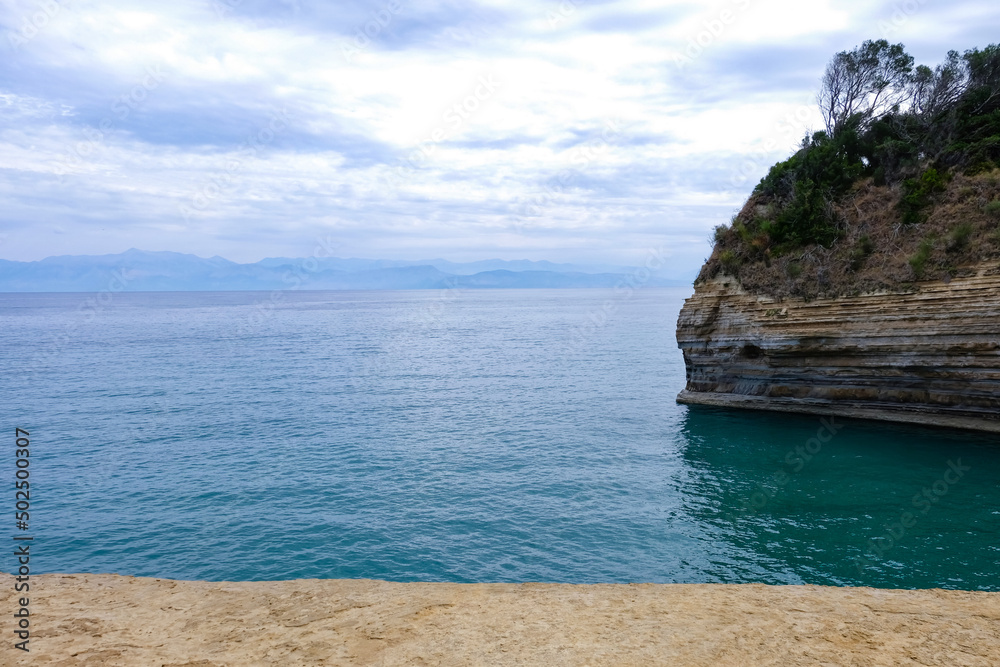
[675,269,1000,434]
[5,573,999,665]
[677,389,1000,434]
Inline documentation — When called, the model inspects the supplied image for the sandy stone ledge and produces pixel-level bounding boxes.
[3,574,999,666]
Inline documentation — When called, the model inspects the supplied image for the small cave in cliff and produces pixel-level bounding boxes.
[741,344,764,359]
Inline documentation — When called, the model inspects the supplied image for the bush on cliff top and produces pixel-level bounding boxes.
[702,40,1000,297]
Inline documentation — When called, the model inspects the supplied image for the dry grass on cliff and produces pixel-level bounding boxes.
[700,169,1000,299]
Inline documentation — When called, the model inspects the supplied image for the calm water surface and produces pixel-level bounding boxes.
[2,288,998,589]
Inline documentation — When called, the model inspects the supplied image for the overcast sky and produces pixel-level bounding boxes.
[1,0,996,273]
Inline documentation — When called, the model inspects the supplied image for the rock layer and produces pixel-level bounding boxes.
[676,265,1000,433]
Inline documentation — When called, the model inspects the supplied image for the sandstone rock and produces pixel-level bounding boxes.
[676,264,1000,433]
[5,573,1000,666]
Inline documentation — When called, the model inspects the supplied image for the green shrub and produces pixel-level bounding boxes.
[947,222,974,252]
[713,224,730,244]
[754,130,860,248]
[848,235,876,271]
[960,135,1000,175]
[719,250,740,275]
[985,200,1000,217]
[868,135,919,185]
[858,234,875,255]
[908,239,935,277]
[786,262,803,279]
[900,167,949,224]
[733,221,753,243]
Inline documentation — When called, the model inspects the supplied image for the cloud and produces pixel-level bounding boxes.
[0,0,997,271]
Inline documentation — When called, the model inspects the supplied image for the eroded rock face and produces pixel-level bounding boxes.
[676,266,1000,433]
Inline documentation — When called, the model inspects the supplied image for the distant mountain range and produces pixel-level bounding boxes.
[0,249,695,292]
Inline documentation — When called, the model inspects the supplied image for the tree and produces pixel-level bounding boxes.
[962,44,1000,114]
[818,40,914,137]
[908,51,967,119]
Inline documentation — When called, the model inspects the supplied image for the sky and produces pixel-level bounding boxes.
[1,0,997,275]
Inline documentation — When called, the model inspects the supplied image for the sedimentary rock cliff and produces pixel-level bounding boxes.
[676,265,1000,433]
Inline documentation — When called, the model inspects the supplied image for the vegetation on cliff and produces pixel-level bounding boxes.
[701,40,1000,298]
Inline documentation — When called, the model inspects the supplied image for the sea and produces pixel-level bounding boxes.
[2,288,998,590]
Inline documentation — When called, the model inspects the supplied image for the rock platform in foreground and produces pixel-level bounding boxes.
[4,573,1000,665]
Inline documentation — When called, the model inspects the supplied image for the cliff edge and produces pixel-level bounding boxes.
[676,267,1000,433]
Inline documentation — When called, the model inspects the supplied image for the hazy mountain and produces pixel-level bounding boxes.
[0,250,694,292]
[253,256,638,275]
[448,270,638,288]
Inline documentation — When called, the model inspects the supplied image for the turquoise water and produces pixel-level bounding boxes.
[2,288,998,589]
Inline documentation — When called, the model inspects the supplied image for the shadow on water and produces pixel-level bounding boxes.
[677,404,1000,590]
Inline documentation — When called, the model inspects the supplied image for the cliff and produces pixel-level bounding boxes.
[679,38,1000,432]
[676,265,1000,433]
